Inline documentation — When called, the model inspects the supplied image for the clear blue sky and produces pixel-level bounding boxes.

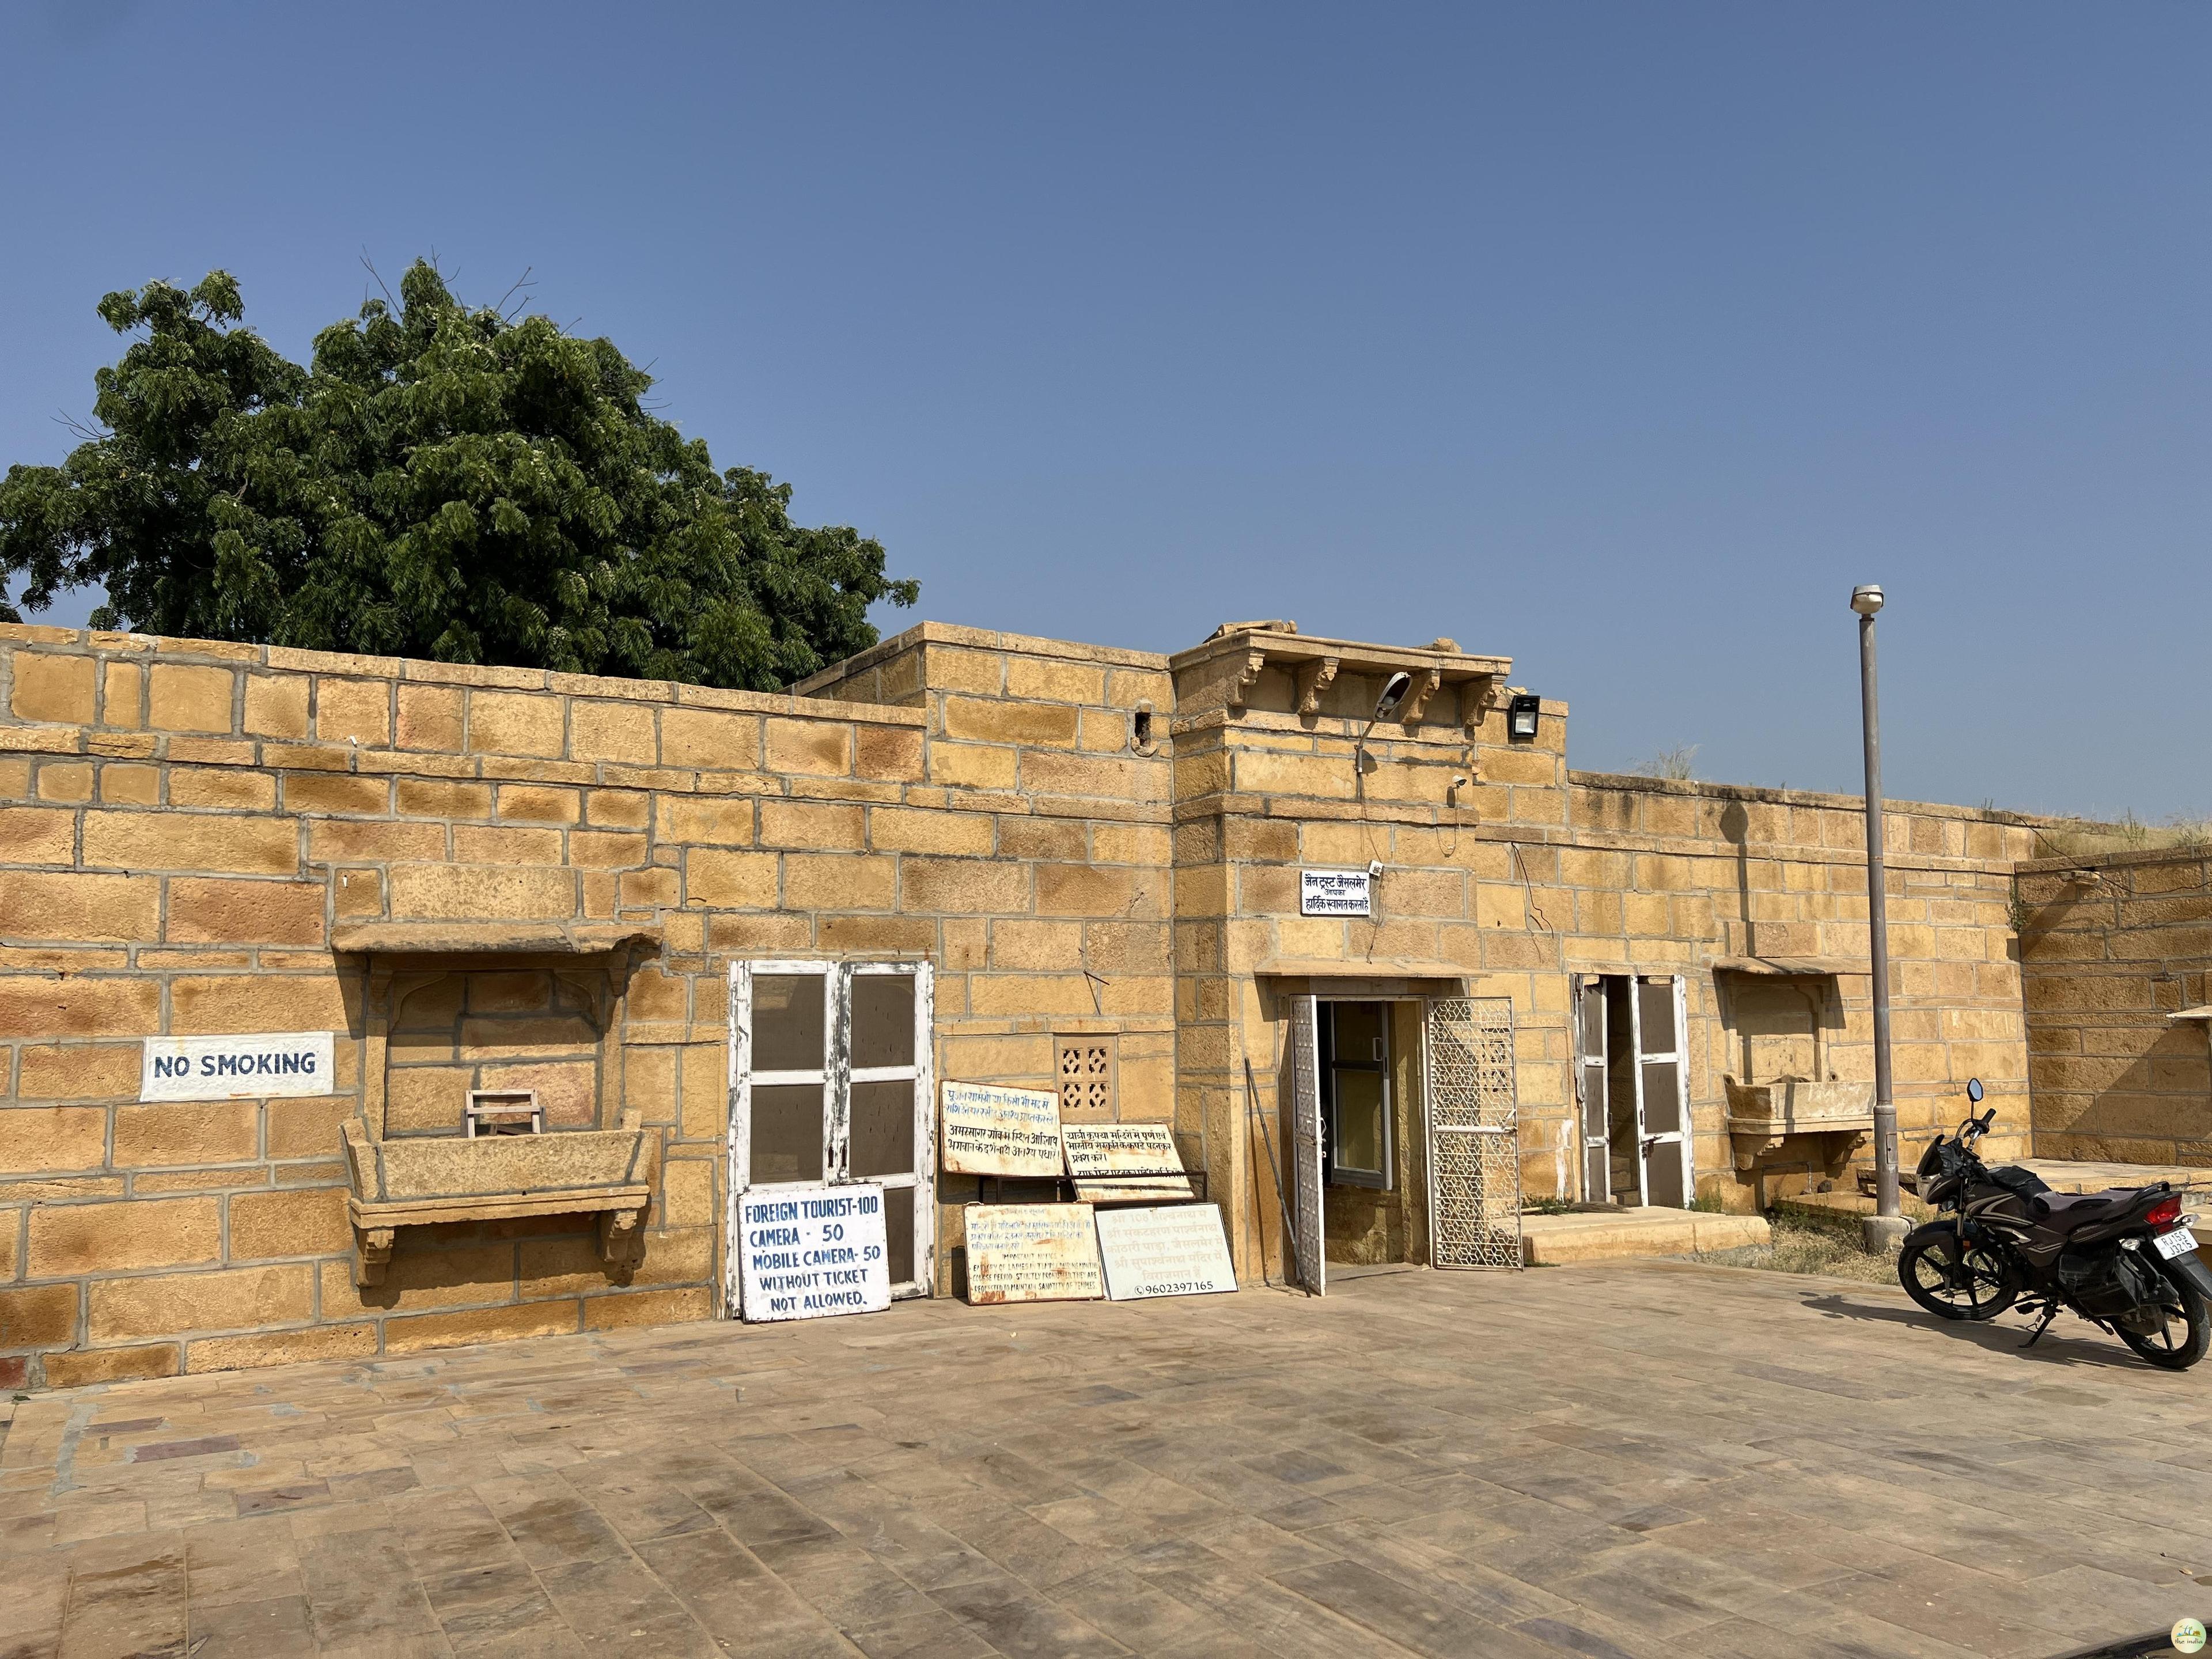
[3,3,2205,817]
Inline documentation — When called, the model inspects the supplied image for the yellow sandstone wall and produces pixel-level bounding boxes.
[0,612,2065,1388]
[2018,849,2212,1164]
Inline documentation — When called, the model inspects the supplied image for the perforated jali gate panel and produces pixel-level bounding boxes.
[1426,996,1522,1270]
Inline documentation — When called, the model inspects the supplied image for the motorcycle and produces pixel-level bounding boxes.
[1897,1078,2212,1370]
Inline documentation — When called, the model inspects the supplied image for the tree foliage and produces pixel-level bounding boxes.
[0,263,916,689]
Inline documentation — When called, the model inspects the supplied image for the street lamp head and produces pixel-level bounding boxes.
[1850,584,1885,617]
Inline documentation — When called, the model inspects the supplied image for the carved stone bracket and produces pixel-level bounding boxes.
[1399,665,1444,725]
[1226,649,1266,711]
[1459,675,1505,738]
[599,1207,645,1282]
[1293,655,1339,716]
[355,1228,396,1287]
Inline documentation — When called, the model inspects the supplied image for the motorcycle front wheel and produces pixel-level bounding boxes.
[1899,1240,2016,1321]
[2115,1260,2210,1371]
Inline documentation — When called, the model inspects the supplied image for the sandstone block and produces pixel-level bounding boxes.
[868,806,990,856]
[244,673,311,738]
[785,853,895,911]
[382,1299,578,1354]
[686,849,778,908]
[662,707,761,770]
[0,1105,106,1174]
[306,819,447,864]
[1037,863,1158,918]
[816,915,936,956]
[169,974,353,1036]
[1093,824,1171,866]
[0,806,78,866]
[586,789,651,829]
[1005,657,1106,705]
[582,1286,713,1330]
[942,697,1080,749]
[166,767,278,810]
[113,1101,259,1168]
[522,1226,711,1298]
[761,800,865,851]
[467,690,566,757]
[763,718,849,776]
[395,778,493,820]
[619,867,681,908]
[283,773,389,816]
[229,1185,351,1259]
[36,760,93,803]
[16,1046,139,1103]
[87,1263,314,1340]
[571,699,656,763]
[101,661,143,729]
[316,679,392,746]
[855,725,925,782]
[99,763,159,805]
[188,1323,377,1374]
[166,877,327,946]
[388,863,574,921]
[148,664,236,733]
[11,653,96,724]
[0,975,160,1039]
[29,1196,222,1275]
[453,825,565,865]
[656,797,752,847]
[926,646,1003,694]
[44,1343,180,1387]
[478,1060,597,1127]
[0,1282,80,1349]
[930,743,1018,791]
[83,811,297,876]
[900,857,1029,915]
[0,872,159,942]
[997,819,1087,862]
[392,683,464,752]
[497,784,582,824]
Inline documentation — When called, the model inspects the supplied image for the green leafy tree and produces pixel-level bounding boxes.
[0,263,916,689]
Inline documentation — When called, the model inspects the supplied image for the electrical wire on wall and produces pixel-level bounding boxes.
[1510,842,1554,934]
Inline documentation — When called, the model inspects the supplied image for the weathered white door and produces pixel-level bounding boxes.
[1631,975,1692,1209]
[1288,994,1325,1296]
[728,960,934,1316]
[1575,976,1612,1204]
[1425,996,1522,1269]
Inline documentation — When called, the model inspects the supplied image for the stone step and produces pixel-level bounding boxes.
[1518,1206,1769,1266]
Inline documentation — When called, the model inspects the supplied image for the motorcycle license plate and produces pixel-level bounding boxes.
[2153,1227,2199,1260]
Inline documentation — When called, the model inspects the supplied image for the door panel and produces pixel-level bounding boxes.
[1575,977,1611,1204]
[1289,995,1325,1296]
[1424,996,1521,1269]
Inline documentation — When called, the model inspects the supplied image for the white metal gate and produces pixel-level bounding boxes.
[1424,995,1522,1270]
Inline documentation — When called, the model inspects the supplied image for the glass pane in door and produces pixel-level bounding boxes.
[1641,1059,1682,1137]
[752,976,825,1071]
[751,1084,824,1183]
[850,974,915,1069]
[1580,1060,1607,1142]
[1333,1069,1386,1176]
[884,1185,914,1284]
[1645,1150,1687,1208]
[848,1080,915,1178]
[1637,980,1677,1054]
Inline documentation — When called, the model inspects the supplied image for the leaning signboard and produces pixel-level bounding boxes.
[737,1182,891,1322]
[940,1082,1064,1177]
[963,1203,1104,1305]
[1060,1121,1193,1202]
[1093,1205,1236,1301]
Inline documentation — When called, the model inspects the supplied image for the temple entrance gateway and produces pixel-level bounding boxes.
[727,961,935,1314]
[1286,993,1520,1294]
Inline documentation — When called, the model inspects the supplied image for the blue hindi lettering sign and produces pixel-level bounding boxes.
[738,1180,892,1323]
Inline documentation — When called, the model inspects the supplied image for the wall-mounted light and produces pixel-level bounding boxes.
[1506,692,1541,742]
[1354,672,1413,777]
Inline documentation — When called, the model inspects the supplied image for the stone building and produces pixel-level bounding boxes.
[0,615,2070,1388]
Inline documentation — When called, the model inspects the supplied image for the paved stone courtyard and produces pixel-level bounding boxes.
[3,1261,2209,1659]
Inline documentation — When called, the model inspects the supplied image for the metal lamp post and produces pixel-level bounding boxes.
[1852,585,1907,1253]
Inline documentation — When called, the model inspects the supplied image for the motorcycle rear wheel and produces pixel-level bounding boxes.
[2115,1260,2210,1371]
[1899,1240,2016,1321]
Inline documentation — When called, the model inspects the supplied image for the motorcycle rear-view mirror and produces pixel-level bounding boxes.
[1966,1078,1984,1103]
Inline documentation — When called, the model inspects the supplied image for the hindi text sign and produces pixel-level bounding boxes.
[1060,1121,1193,1201]
[738,1181,891,1322]
[1300,868,1372,917]
[141,1033,336,1103]
[963,1204,1103,1304]
[940,1082,1063,1177]
[1094,1205,1237,1300]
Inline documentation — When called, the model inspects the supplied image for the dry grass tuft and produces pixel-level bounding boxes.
[1695,1217,1900,1285]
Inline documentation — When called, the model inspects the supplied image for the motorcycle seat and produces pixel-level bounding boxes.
[2028,1189,2140,1232]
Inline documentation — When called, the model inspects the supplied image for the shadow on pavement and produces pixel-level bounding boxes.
[1796,1290,2154,1372]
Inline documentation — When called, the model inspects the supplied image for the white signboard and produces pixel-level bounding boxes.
[1060,1122,1194,1201]
[1094,1205,1237,1301]
[940,1082,1064,1177]
[140,1032,336,1103]
[1301,868,1372,917]
[963,1204,1104,1304]
[738,1182,891,1323]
